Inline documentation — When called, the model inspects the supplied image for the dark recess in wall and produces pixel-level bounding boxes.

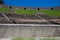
[51,8,53,10]
[9,6,12,9]
[24,8,26,10]
[38,8,40,11]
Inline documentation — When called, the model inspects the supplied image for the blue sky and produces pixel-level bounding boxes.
[3,0,60,8]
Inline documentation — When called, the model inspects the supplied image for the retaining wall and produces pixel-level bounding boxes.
[0,25,60,38]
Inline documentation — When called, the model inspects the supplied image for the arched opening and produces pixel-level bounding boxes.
[51,8,53,10]
[24,8,26,10]
[9,6,12,9]
[38,8,40,11]
[9,6,14,12]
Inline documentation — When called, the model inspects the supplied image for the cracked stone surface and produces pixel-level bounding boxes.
[0,26,60,38]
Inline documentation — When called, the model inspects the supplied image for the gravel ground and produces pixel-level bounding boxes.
[0,25,60,38]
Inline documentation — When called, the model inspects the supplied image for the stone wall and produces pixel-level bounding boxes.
[0,26,60,38]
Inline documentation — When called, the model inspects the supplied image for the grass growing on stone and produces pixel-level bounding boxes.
[11,37,36,40]
[0,7,9,13]
[40,10,60,17]
[0,7,60,17]
[25,38,36,40]
[39,38,56,40]
[15,9,60,17]
[15,9,38,15]
[11,37,59,40]
[11,37,24,40]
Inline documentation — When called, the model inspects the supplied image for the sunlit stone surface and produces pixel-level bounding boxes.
[0,25,60,38]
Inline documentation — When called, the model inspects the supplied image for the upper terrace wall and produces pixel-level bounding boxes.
[0,6,60,11]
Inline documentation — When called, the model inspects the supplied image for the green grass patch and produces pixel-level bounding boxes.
[15,9,38,15]
[11,37,24,40]
[40,10,60,17]
[11,37,36,40]
[39,38,57,40]
[0,7,9,13]
[15,9,60,17]
[25,38,36,40]
[0,7,60,17]
[11,37,60,40]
